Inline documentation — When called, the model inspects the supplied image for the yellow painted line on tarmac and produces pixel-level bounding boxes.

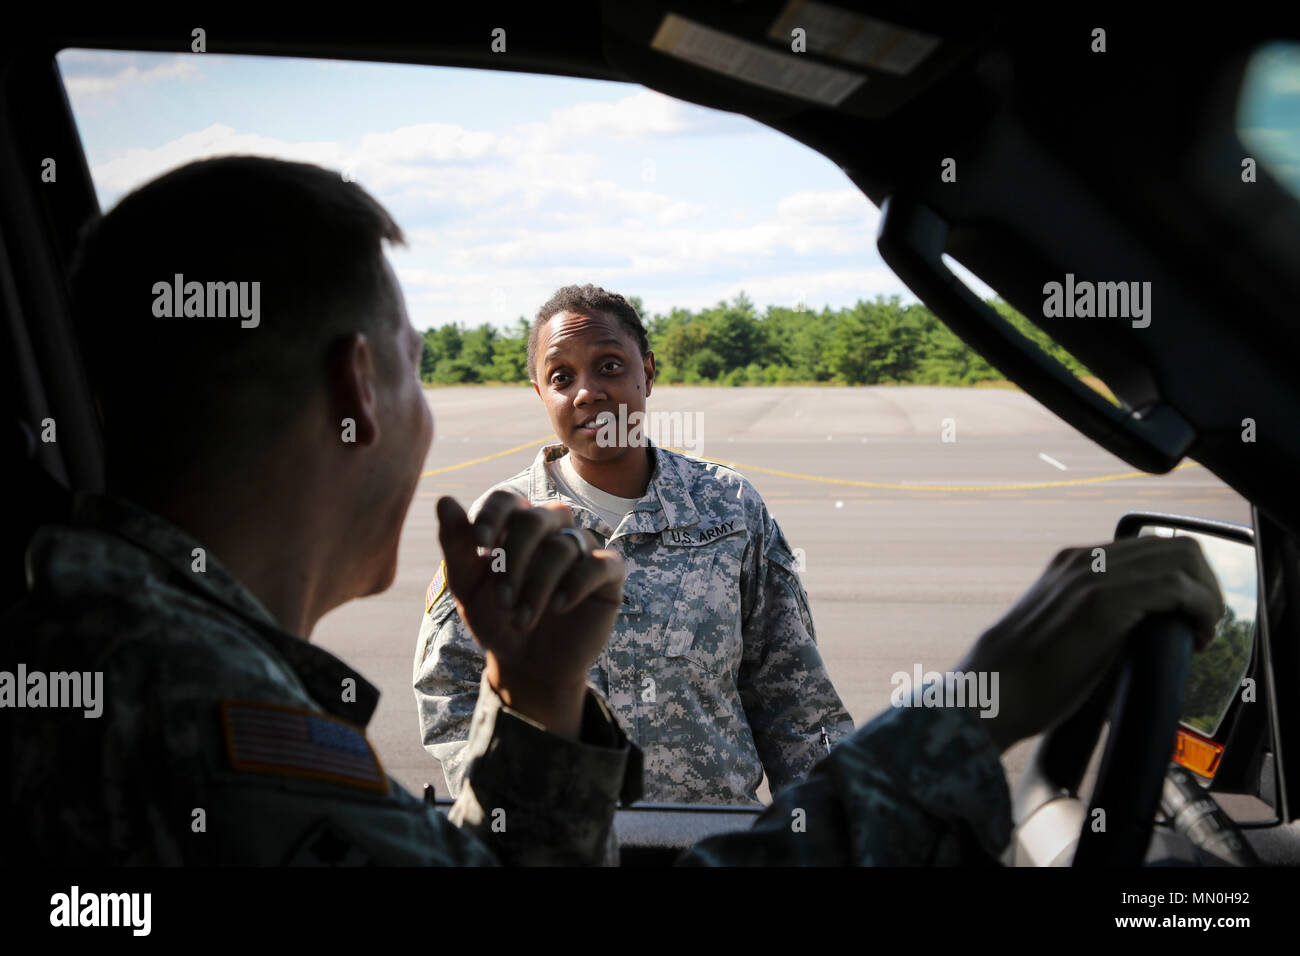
[426,437,1204,493]
[662,447,1202,492]
[419,436,554,478]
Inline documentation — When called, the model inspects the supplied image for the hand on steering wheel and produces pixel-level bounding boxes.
[956,537,1224,864]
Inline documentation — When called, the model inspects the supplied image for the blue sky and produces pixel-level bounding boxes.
[56,45,1296,334]
[56,47,999,333]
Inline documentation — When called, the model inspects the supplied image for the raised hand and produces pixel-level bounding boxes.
[436,491,625,737]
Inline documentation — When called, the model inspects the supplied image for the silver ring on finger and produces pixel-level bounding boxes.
[555,527,590,560]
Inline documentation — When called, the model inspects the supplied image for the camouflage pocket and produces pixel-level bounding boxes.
[662,548,742,677]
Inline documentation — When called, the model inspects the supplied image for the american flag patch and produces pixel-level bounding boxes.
[425,561,448,613]
[220,700,388,793]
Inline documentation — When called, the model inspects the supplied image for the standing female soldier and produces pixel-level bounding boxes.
[414,284,853,805]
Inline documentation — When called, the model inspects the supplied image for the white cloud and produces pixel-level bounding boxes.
[401,204,875,277]
[61,57,199,99]
[388,242,912,331]
[356,124,500,164]
[776,189,880,228]
[1174,530,1258,625]
[83,84,901,330]
[91,124,349,202]
[520,88,708,146]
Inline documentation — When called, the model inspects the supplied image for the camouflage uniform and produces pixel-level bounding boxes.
[678,703,1012,865]
[0,494,1013,868]
[415,442,856,805]
[0,494,639,866]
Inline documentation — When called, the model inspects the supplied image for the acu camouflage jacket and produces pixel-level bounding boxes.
[1,496,1015,866]
[415,442,856,805]
[1,494,637,866]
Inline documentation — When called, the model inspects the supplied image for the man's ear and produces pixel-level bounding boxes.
[327,332,381,448]
[643,350,656,398]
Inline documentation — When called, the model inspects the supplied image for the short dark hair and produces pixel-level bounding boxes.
[528,284,648,380]
[69,155,405,488]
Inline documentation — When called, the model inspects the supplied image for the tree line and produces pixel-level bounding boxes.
[420,292,1094,387]
[1181,603,1254,737]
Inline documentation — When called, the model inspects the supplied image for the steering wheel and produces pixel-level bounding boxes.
[1075,612,1199,864]
[1032,611,1195,866]
[1021,609,1259,866]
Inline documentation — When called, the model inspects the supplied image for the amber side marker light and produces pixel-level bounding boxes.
[1173,727,1224,778]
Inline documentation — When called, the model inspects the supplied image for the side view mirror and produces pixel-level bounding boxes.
[1120,515,1258,758]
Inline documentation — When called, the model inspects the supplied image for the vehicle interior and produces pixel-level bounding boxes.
[3,5,1299,867]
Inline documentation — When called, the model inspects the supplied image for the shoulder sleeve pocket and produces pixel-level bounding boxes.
[763,525,813,635]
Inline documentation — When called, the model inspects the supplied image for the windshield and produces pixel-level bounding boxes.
[57,48,1255,808]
